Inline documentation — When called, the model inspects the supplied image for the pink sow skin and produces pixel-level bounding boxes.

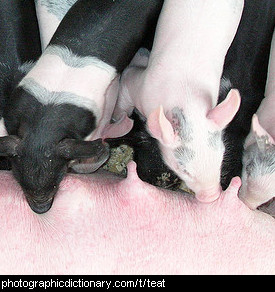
[0,161,274,275]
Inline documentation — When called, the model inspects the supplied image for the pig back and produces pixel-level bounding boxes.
[50,0,164,73]
[0,0,41,68]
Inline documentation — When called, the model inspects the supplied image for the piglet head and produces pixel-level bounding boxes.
[240,115,275,209]
[0,136,109,214]
[147,89,241,202]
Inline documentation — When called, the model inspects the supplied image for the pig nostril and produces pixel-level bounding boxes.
[28,197,54,214]
[25,191,55,212]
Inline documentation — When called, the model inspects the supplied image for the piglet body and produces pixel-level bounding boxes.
[219,0,275,189]
[115,0,244,202]
[240,31,275,215]
[0,0,164,213]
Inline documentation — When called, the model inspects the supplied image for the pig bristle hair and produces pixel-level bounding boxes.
[220,132,234,179]
[19,77,100,117]
[18,61,36,74]
[0,62,15,102]
[45,45,117,76]
[0,62,11,85]
[0,62,11,70]
[219,77,232,98]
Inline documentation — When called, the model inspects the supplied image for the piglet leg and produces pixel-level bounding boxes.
[113,48,150,121]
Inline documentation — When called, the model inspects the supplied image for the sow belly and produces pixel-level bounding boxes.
[0,162,274,274]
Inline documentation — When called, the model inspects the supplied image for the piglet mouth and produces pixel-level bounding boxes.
[26,196,55,214]
[195,186,223,203]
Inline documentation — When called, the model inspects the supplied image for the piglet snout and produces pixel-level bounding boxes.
[25,188,57,214]
[27,196,55,214]
[196,185,223,203]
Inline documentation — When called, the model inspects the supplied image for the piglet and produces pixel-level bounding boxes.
[0,0,164,214]
[114,0,243,203]
[240,31,275,215]
[219,0,275,189]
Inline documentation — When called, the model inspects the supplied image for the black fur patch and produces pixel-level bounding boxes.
[50,0,163,73]
[106,109,182,191]
[4,87,96,139]
[2,87,96,212]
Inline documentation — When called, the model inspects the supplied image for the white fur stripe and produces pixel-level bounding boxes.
[36,0,77,21]
[44,45,116,74]
[19,77,100,117]
[20,45,117,117]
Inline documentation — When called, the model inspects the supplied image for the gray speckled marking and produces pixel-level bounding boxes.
[243,143,275,178]
[37,0,77,21]
[174,146,195,167]
[44,45,116,74]
[208,130,223,149]
[171,107,193,142]
[19,77,99,117]
[255,133,274,152]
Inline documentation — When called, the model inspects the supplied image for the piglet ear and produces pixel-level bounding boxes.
[147,105,176,145]
[102,113,134,139]
[251,114,275,150]
[207,89,241,129]
[0,135,21,156]
[58,138,109,160]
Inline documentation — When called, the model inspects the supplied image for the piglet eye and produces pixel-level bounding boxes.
[182,169,194,180]
[183,169,191,176]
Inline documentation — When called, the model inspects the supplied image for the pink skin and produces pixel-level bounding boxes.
[114,0,244,203]
[0,162,274,275]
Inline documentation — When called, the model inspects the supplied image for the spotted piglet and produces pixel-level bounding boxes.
[218,0,275,189]
[115,0,244,202]
[240,31,275,215]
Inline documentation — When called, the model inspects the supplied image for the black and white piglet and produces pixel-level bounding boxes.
[0,0,164,214]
